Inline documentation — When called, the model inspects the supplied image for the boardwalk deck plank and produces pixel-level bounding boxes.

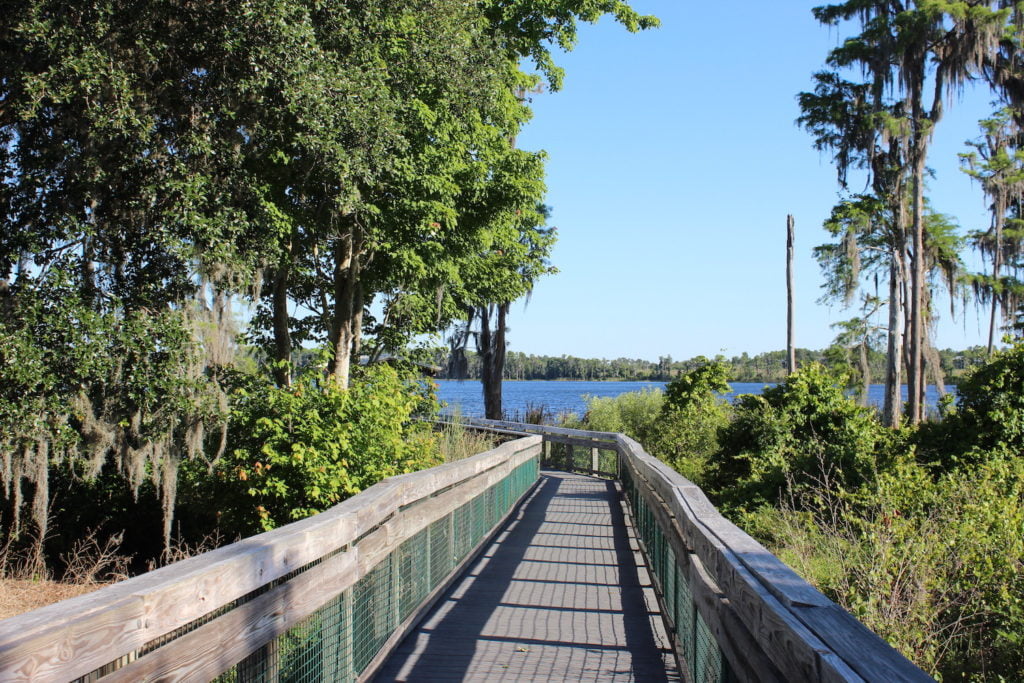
[375,471,680,682]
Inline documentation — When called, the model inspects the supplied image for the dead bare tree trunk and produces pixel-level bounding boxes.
[786,215,796,375]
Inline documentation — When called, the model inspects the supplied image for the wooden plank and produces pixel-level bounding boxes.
[620,441,866,681]
[687,553,784,683]
[668,489,863,682]
[621,435,916,681]
[102,444,541,682]
[546,434,619,450]
[622,457,692,567]
[454,417,619,444]
[376,471,680,682]
[101,550,361,682]
[623,455,782,682]
[792,604,934,683]
[357,449,539,573]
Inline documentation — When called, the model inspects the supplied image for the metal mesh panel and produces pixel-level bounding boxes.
[352,555,395,673]
[398,528,431,623]
[429,517,453,588]
[676,561,696,679]
[598,449,618,476]
[215,590,352,683]
[452,497,474,561]
[695,611,724,683]
[572,446,590,472]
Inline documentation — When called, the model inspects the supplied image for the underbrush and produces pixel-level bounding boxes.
[435,416,501,462]
[575,352,1024,680]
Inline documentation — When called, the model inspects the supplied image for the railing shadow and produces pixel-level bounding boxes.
[377,472,672,681]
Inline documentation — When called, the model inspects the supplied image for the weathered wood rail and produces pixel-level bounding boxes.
[0,436,541,682]
[0,417,932,682]
[453,416,932,683]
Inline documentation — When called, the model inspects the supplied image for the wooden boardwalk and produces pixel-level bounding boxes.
[376,471,680,682]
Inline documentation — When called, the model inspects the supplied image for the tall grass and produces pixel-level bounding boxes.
[435,412,501,462]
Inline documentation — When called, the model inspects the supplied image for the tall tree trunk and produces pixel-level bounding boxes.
[477,303,508,420]
[909,148,926,425]
[271,247,293,388]
[988,204,1005,354]
[883,255,904,428]
[786,214,796,376]
[328,226,362,390]
[858,339,871,407]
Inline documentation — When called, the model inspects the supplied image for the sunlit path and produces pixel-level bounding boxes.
[377,471,678,682]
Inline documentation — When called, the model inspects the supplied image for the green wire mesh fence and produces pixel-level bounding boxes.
[620,463,729,683]
[204,457,538,683]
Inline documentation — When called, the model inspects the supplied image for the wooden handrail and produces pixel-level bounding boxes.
[0,436,541,682]
[452,418,932,683]
[0,414,933,682]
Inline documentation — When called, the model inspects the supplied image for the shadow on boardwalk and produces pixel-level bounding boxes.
[376,471,679,682]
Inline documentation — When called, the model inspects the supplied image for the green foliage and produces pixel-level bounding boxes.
[922,339,1024,465]
[648,358,732,485]
[575,359,732,486]
[0,0,656,567]
[577,388,664,445]
[184,364,439,537]
[715,363,896,510]
[748,455,1024,679]
[662,357,731,410]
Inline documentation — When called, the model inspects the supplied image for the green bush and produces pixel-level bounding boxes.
[181,364,440,537]
[715,363,897,510]
[747,455,1024,679]
[647,358,732,485]
[579,388,664,444]
[575,359,732,486]
[920,340,1024,468]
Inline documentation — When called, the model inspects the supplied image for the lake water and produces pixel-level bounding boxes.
[436,380,955,419]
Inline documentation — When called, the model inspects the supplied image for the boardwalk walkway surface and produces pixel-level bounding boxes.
[376,470,680,682]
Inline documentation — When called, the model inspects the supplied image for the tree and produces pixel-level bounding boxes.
[960,106,1024,353]
[804,0,1011,424]
[787,214,797,375]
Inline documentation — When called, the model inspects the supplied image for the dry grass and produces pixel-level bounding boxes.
[0,578,104,620]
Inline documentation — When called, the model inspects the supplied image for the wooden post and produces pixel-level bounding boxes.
[786,214,796,375]
[543,439,551,468]
[591,447,600,474]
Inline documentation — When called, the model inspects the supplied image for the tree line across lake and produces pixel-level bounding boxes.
[440,346,991,384]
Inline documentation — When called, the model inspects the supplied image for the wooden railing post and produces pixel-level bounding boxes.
[591,447,599,473]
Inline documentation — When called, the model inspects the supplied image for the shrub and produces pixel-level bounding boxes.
[920,340,1024,468]
[715,363,897,510]
[747,455,1024,679]
[579,388,664,444]
[647,358,732,485]
[181,363,440,537]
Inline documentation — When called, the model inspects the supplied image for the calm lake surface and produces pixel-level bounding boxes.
[436,380,955,419]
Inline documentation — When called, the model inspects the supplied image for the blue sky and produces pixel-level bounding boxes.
[506,0,999,361]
